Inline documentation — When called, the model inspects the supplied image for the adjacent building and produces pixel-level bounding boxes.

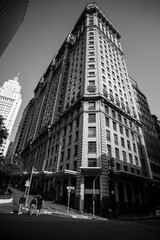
[16,3,160,215]
[0,75,22,156]
[152,115,160,145]
[131,78,160,182]
[0,0,29,57]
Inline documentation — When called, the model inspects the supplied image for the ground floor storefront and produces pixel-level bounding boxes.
[24,169,160,217]
[11,169,160,217]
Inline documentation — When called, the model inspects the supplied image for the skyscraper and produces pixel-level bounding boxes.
[0,0,29,57]
[0,74,22,156]
[17,3,159,215]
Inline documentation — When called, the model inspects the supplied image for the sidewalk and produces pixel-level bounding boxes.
[0,187,106,220]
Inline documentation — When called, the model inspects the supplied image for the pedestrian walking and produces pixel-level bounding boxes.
[18,194,26,215]
[36,193,44,216]
[29,196,37,215]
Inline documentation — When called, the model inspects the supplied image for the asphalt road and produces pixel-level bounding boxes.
[0,213,160,240]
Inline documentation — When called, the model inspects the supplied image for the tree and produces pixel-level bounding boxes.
[0,155,23,192]
[0,115,8,147]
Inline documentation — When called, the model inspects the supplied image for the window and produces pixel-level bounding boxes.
[116,163,121,170]
[61,152,64,162]
[89,64,95,69]
[89,57,95,62]
[88,142,96,153]
[118,114,122,122]
[115,148,120,159]
[89,80,95,86]
[88,113,96,123]
[125,128,129,137]
[131,132,134,141]
[133,143,137,153]
[129,121,132,128]
[68,135,71,145]
[88,72,95,77]
[89,32,94,35]
[89,51,94,55]
[88,101,95,110]
[122,151,127,161]
[67,149,70,159]
[89,41,94,45]
[74,145,78,156]
[129,153,133,163]
[62,139,65,149]
[119,125,123,134]
[76,118,79,128]
[75,131,79,142]
[112,110,116,118]
[73,161,77,171]
[51,147,54,155]
[88,158,97,167]
[88,127,96,137]
[113,121,117,131]
[127,140,131,150]
[135,156,139,165]
[124,165,128,172]
[114,134,118,145]
[121,137,125,147]
[107,144,112,156]
[124,118,127,125]
[105,105,109,114]
[138,136,141,144]
[105,117,109,127]
[106,130,111,141]
[69,123,72,132]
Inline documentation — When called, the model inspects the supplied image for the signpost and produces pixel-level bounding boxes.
[25,180,30,187]
[66,186,75,213]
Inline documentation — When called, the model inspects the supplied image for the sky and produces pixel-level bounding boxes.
[0,0,160,140]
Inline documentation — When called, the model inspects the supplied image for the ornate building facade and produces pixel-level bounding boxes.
[16,3,160,215]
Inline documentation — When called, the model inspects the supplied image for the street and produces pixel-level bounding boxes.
[0,213,160,240]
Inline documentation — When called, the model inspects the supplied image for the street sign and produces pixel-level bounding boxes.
[25,180,30,187]
[67,186,75,190]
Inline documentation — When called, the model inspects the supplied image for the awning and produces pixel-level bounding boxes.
[114,170,152,182]
[35,169,77,178]
[52,169,77,178]
[80,167,101,175]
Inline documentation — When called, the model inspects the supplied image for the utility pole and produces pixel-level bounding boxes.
[109,157,116,217]
[92,170,101,218]
[25,166,35,207]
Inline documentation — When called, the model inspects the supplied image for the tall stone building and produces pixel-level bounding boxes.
[17,3,159,215]
[0,0,29,57]
[0,75,22,156]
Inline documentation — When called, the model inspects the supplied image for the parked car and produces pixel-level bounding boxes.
[155,206,160,217]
